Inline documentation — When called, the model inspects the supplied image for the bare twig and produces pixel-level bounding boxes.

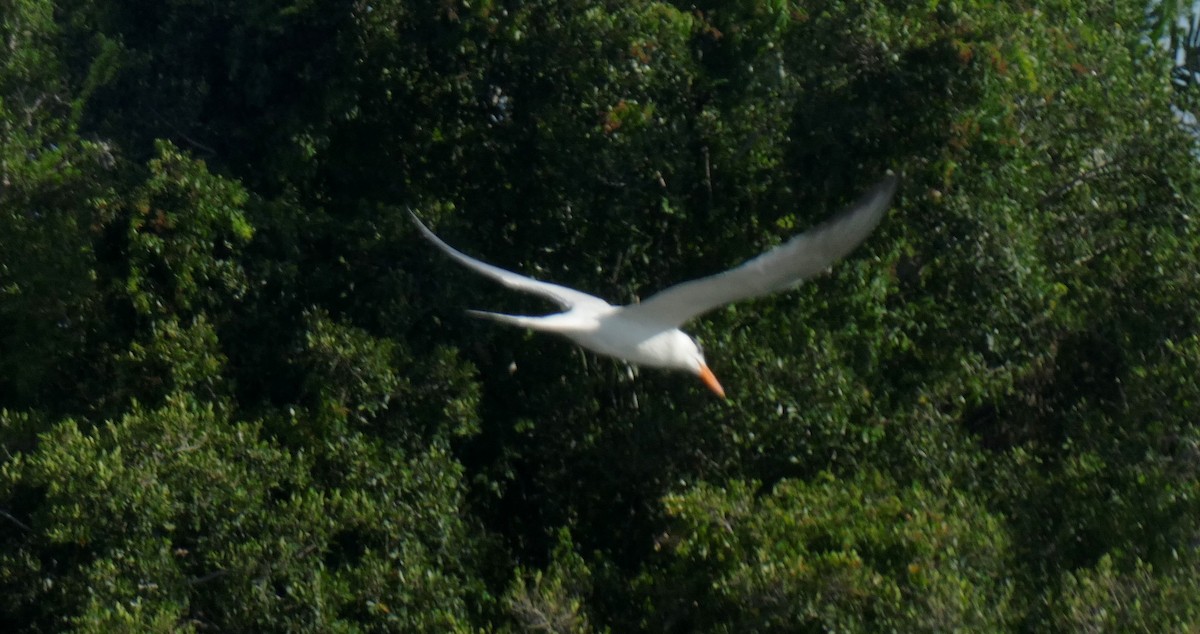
[0,509,31,532]
[188,569,229,586]
[147,106,218,156]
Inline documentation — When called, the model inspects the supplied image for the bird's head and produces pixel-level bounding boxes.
[671,331,725,399]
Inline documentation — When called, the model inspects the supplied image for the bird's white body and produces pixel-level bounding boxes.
[567,313,699,371]
[413,174,899,397]
[469,302,703,370]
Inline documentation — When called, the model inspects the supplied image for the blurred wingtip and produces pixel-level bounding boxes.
[879,171,901,194]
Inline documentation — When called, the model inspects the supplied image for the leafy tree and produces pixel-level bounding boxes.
[0,0,116,409]
[2,0,1199,631]
[1050,553,1200,632]
[502,529,596,634]
[640,472,1014,632]
[1,392,481,632]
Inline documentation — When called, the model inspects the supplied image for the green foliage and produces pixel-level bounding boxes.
[0,394,480,632]
[2,0,1200,631]
[643,472,1014,632]
[292,308,481,448]
[125,140,253,318]
[1050,553,1200,632]
[0,0,115,405]
[119,316,230,407]
[503,529,597,634]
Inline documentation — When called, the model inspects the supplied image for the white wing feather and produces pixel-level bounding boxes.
[624,174,898,327]
[411,212,611,312]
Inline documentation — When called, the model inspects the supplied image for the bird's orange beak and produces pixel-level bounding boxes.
[699,364,725,398]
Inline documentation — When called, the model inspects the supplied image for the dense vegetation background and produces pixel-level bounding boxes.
[3,0,1200,631]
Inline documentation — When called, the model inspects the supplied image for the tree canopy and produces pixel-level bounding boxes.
[3,1,1199,631]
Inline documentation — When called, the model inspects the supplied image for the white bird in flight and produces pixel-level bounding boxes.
[413,174,898,398]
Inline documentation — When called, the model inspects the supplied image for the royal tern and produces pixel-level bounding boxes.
[413,174,898,397]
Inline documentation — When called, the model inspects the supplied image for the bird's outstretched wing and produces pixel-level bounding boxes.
[411,212,612,312]
[624,174,899,327]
